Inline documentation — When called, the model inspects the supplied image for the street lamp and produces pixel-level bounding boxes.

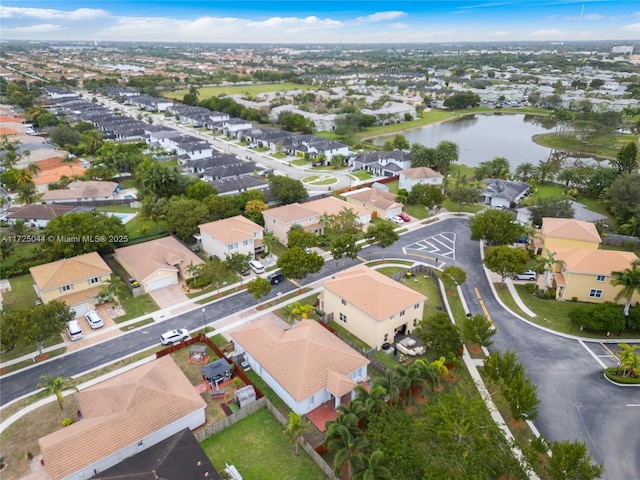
[202,308,207,335]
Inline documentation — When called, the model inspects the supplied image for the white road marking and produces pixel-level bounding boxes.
[578,340,608,369]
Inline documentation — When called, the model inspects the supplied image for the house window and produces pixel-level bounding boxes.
[339,313,347,323]
[596,275,606,282]
[137,440,143,447]
[384,333,389,342]
[400,310,405,316]
[390,315,395,320]
[89,277,100,284]
[414,304,419,309]
[341,299,347,306]
[60,284,72,292]
[588,289,603,298]
[243,239,251,246]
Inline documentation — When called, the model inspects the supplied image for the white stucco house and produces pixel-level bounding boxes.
[399,167,445,191]
[198,215,264,260]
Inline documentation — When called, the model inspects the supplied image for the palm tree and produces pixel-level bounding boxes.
[325,423,368,480]
[352,450,392,480]
[13,168,33,187]
[429,356,450,389]
[413,359,438,393]
[27,162,40,178]
[189,85,200,100]
[618,343,640,377]
[263,230,277,256]
[16,181,39,204]
[37,375,72,411]
[611,260,640,317]
[534,160,557,184]
[434,140,459,174]
[350,384,387,425]
[61,153,77,175]
[185,260,201,286]
[283,412,308,454]
[290,301,315,320]
[281,303,296,322]
[100,274,125,306]
[372,368,405,405]
[514,162,534,182]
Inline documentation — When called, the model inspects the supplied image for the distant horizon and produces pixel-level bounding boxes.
[1,1,638,44]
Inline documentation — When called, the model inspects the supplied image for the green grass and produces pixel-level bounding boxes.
[449,163,476,179]
[534,132,638,159]
[117,293,159,323]
[397,272,443,319]
[404,203,429,219]
[352,170,373,181]
[166,82,317,100]
[367,259,414,267]
[200,408,326,480]
[328,320,371,351]
[385,180,399,194]
[302,175,319,182]
[307,177,337,186]
[442,198,484,214]
[1,274,38,310]
[376,266,406,276]
[186,271,241,298]
[290,158,308,166]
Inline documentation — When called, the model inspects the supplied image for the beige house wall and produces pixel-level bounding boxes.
[38,273,109,304]
[141,269,178,291]
[322,288,424,349]
[559,271,640,304]
[545,237,599,251]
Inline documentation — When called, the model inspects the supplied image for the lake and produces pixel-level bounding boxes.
[372,113,562,169]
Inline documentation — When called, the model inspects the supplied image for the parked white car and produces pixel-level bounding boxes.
[390,215,404,225]
[66,320,84,341]
[514,270,537,281]
[160,328,190,345]
[85,310,104,329]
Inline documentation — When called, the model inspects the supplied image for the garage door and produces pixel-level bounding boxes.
[71,303,90,318]
[147,276,175,292]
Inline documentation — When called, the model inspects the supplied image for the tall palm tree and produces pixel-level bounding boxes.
[27,162,40,178]
[61,153,77,175]
[372,368,405,405]
[281,303,296,323]
[350,384,387,425]
[16,181,39,204]
[185,260,201,285]
[435,140,459,174]
[534,160,556,185]
[263,230,277,256]
[352,450,392,480]
[37,375,71,411]
[100,274,126,306]
[13,168,33,187]
[611,260,640,317]
[514,162,534,182]
[189,85,200,100]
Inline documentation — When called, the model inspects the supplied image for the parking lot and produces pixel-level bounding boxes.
[403,232,456,261]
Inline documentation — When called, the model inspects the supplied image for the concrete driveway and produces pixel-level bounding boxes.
[149,284,191,311]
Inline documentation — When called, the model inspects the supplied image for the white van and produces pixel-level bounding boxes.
[249,259,265,274]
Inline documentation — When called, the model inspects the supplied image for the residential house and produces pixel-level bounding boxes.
[41,181,120,204]
[5,204,76,228]
[319,265,427,349]
[351,150,412,177]
[516,201,607,226]
[231,317,369,415]
[39,356,207,480]
[114,236,204,292]
[222,118,253,137]
[198,215,264,260]
[91,428,221,480]
[29,252,112,317]
[481,179,530,208]
[534,217,601,256]
[399,167,445,191]
[209,175,269,195]
[549,248,640,304]
[361,102,417,124]
[262,197,370,244]
[342,187,403,220]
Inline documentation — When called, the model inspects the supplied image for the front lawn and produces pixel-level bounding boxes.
[117,293,159,323]
[442,198,484,214]
[201,408,326,480]
[352,169,373,181]
[2,273,38,311]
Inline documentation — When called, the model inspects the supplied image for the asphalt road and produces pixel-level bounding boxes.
[2,217,638,478]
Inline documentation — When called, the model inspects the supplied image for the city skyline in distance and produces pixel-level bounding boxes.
[1,0,639,44]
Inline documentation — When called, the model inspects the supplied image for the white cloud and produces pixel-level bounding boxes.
[7,23,64,33]
[620,22,640,32]
[528,29,566,39]
[352,11,406,24]
[391,23,409,29]
[0,6,107,20]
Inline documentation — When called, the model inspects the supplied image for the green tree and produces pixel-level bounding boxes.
[224,252,253,284]
[415,312,463,359]
[199,258,229,292]
[37,374,73,412]
[290,301,315,319]
[244,199,269,226]
[602,173,640,227]
[547,440,604,480]
[407,184,445,211]
[441,266,467,285]
[262,230,277,256]
[434,140,460,174]
[410,144,436,168]
[186,180,217,201]
[287,225,318,249]
[100,274,126,306]
[325,423,368,480]
[470,209,524,246]
[534,160,558,184]
[352,450,391,480]
[443,91,481,109]
[43,212,126,260]
[461,314,496,347]
[610,260,640,317]
[0,309,23,353]
[373,367,406,405]
[283,412,308,455]
[528,197,575,227]
[24,301,74,356]
[365,222,399,260]
[277,247,324,289]
[141,197,168,233]
[135,158,187,199]
[448,184,481,213]
[514,162,535,182]
[331,233,360,263]
[617,343,640,377]
[483,246,530,284]
[166,197,209,241]
[246,277,272,301]
[269,175,307,204]
[204,194,242,221]
[475,157,510,179]
[321,208,362,236]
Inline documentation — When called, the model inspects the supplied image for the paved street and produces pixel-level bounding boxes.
[1,216,638,478]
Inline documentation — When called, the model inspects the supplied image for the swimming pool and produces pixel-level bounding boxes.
[105,212,137,224]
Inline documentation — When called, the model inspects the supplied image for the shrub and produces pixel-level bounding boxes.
[569,302,625,333]
[604,368,640,384]
[571,297,578,302]
[61,418,73,427]
[544,289,556,300]
[622,241,637,252]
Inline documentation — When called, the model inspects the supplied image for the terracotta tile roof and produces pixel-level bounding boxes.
[231,318,369,401]
[542,217,601,244]
[114,236,204,282]
[39,356,206,480]
[322,264,427,320]
[303,196,370,218]
[30,252,112,291]
[42,180,118,201]
[199,215,262,245]
[33,164,86,185]
[0,116,24,123]
[552,247,639,274]
[400,166,444,179]
[343,187,402,211]
[263,202,318,224]
[553,272,566,286]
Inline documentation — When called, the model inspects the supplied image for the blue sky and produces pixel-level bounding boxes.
[1,1,638,43]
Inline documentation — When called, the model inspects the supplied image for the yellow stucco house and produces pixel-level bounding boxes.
[536,218,640,304]
[30,252,112,317]
[319,265,427,349]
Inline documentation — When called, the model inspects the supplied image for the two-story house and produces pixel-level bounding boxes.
[399,167,445,191]
[198,215,264,260]
[319,265,427,349]
[29,252,112,317]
